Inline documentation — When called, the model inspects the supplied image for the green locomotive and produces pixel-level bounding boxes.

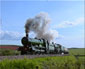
[18,35,69,55]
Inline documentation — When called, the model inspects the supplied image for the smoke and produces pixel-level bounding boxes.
[25,12,58,42]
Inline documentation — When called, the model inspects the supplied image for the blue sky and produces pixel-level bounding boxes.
[0,0,84,48]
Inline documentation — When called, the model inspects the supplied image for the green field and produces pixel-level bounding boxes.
[0,49,20,56]
[69,48,85,55]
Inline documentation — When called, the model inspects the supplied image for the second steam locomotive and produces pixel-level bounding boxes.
[18,34,69,55]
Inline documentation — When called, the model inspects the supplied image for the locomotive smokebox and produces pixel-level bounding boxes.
[21,37,28,46]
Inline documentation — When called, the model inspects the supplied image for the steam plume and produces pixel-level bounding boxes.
[25,12,58,42]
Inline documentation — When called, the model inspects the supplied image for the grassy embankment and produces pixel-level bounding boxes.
[0,48,84,69]
[0,56,82,69]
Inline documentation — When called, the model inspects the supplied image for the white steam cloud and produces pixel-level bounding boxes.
[25,12,58,42]
[57,17,84,28]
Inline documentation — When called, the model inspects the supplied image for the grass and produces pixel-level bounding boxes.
[0,56,82,69]
[69,48,85,69]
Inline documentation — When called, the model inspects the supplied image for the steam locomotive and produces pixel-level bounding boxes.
[18,34,69,55]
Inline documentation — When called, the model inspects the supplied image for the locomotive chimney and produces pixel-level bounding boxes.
[26,33,28,38]
[25,29,29,38]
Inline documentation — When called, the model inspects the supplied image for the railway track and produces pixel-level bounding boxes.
[0,54,69,61]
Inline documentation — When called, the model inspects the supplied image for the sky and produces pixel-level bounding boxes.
[0,0,84,48]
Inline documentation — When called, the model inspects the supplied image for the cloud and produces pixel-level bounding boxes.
[0,30,23,40]
[0,29,61,42]
[57,17,84,28]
